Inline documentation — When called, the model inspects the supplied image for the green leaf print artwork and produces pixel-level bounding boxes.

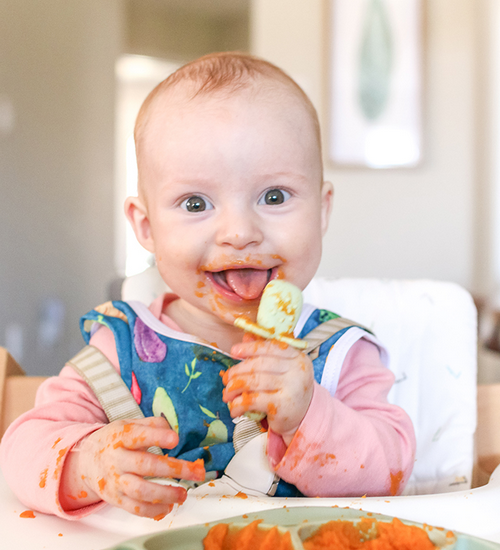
[358,0,394,121]
[152,387,179,433]
[199,405,228,447]
[181,357,202,393]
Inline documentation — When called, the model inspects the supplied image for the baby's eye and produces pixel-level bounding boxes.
[181,195,213,212]
[258,189,291,206]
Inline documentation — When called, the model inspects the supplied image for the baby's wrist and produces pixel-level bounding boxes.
[59,439,100,510]
[277,427,299,447]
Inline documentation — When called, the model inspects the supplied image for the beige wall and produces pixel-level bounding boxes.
[0,0,122,374]
[0,0,250,375]
[251,0,478,290]
[0,0,493,374]
[125,0,249,62]
[475,0,500,303]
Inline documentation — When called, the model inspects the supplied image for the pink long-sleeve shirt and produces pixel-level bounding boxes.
[0,294,415,519]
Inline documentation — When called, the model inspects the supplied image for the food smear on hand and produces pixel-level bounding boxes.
[234,280,307,349]
[203,520,293,550]
[303,517,439,550]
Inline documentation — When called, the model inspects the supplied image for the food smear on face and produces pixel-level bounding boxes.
[19,510,36,518]
[303,517,438,550]
[203,520,293,550]
[208,289,258,324]
[198,254,286,324]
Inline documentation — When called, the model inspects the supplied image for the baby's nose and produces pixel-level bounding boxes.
[215,209,264,249]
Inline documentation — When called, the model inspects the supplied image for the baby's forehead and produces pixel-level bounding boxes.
[146,78,310,128]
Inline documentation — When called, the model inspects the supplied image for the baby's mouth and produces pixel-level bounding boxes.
[210,268,273,301]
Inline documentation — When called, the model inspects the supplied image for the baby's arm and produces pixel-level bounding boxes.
[0,327,205,519]
[0,366,110,518]
[269,339,415,497]
[224,337,415,497]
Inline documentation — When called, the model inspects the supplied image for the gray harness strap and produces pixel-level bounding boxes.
[68,345,162,455]
[303,317,371,359]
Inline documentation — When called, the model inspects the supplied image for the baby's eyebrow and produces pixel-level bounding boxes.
[162,176,216,187]
[256,171,310,183]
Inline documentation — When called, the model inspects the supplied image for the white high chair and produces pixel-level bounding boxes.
[90,268,498,543]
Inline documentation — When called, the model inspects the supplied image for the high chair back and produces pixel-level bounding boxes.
[0,347,48,439]
[303,278,477,495]
[122,269,480,495]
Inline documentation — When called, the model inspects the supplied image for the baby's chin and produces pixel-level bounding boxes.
[206,293,259,326]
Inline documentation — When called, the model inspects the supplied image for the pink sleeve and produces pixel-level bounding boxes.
[0,327,119,519]
[267,338,416,497]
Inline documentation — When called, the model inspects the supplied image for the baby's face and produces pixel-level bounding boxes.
[132,85,332,326]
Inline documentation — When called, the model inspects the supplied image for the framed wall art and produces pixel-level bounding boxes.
[328,0,423,168]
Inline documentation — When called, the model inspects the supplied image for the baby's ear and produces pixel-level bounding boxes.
[320,181,334,236]
[124,196,155,253]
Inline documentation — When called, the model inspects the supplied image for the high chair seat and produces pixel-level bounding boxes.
[122,269,478,495]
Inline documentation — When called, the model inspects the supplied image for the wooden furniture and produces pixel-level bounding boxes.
[0,347,47,438]
[475,383,500,485]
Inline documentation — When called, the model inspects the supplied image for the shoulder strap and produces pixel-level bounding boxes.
[303,316,372,358]
[68,345,162,455]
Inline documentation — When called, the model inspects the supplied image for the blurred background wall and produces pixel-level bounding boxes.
[0,0,496,374]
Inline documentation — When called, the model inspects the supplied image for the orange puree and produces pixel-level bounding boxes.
[303,517,437,550]
[203,520,293,550]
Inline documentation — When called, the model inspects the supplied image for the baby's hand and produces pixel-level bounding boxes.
[60,417,205,519]
[223,334,314,445]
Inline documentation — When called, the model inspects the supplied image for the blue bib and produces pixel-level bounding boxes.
[80,301,366,496]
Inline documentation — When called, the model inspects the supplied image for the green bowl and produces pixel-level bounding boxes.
[104,507,500,550]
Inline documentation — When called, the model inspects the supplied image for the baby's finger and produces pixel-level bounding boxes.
[115,490,177,519]
[225,355,290,382]
[124,451,206,482]
[113,420,179,451]
[227,391,281,420]
[231,339,300,360]
[119,473,187,507]
[223,373,279,402]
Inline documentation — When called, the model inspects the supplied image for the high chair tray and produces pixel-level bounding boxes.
[103,507,500,549]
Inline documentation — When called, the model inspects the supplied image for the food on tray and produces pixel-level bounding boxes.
[234,280,308,350]
[302,517,438,550]
[203,519,293,550]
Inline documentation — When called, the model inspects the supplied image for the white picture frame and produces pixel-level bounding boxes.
[328,0,423,168]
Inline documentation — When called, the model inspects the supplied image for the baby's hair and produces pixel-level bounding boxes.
[134,52,322,191]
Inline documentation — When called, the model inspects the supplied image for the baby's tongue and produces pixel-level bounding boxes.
[225,269,269,300]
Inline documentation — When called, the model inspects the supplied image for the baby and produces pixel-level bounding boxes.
[0,52,415,520]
